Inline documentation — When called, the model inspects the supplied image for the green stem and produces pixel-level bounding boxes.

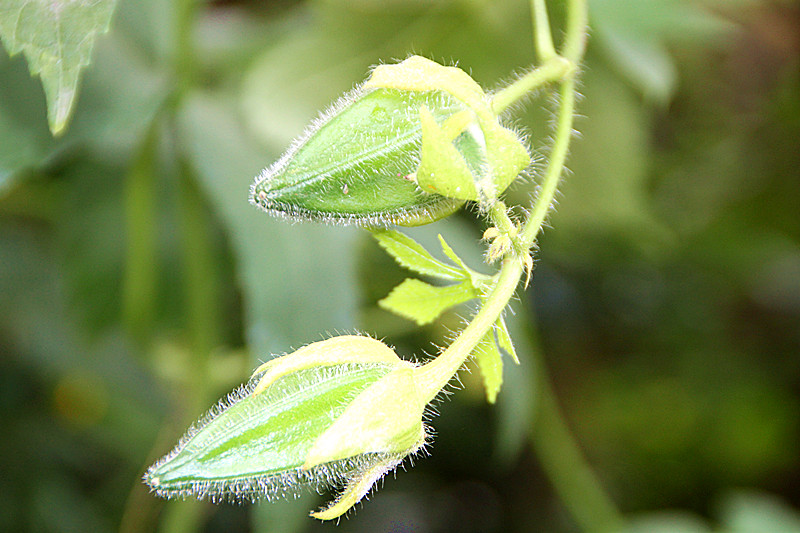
[562,0,589,63]
[122,121,160,345]
[489,201,517,236]
[521,74,576,245]
[416,255,523,403]
[419,37,581,404]
[531,0,557,62]
[530,348,624,533]
[420,4,623,532]
[172,0,198,99]
[154,2,213,533]
[176,159,221,402]
[491,56,573,115]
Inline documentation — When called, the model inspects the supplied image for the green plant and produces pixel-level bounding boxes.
[139,0,620,524]
[4,1,797,532]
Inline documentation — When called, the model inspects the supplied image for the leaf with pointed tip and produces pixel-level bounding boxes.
[0,0,116,135]
[473,329,503,404]
[437,233,487,290]
[373,229,464,280]
[495,315,519,364]
[379,278,476,325]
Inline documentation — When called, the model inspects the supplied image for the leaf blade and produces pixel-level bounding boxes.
[0,0,117,134]
[473,330,503,404]
[373,229,463,280]
[495,315,519,364]
[378,278,476,325]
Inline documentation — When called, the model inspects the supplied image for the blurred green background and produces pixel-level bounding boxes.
[1,0,798,532]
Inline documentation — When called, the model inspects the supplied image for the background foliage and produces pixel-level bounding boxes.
[1,0,798,532]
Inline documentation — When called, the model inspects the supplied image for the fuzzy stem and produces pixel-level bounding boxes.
[416,254,523,403]
[419,31,582,406]
[491,56,573,115]
[418,2,585,402]
[531,0,557,62]
[489,200,517,236]
[416,16,607,533]
[520,74,576,245]
[562,0,589,63]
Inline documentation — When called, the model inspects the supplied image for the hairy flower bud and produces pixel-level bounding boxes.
[144,336,429,519]
[250,56,529,226]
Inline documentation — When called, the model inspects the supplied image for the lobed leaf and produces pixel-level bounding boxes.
[378,278,476,326]
[0,0,116,135]
[372,229,464,280]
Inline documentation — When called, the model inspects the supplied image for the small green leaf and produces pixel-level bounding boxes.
[495,315,519,364]
[438,234,472,275]
[379,278,476,325]
[473,330,503,404]
[372,229,464,280]
[437,233,488,290]
[0,0,116,135]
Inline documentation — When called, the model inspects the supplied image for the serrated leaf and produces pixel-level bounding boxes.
[378,278,476,325]
[473,329,503,404]
[495,315,519,364]
[438,233,471,273]
[0,0,116,135]
[437,233,488,291]
[372,229,464,280]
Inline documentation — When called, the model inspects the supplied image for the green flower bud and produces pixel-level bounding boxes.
[144,336,428,520]
[250,56,530,227]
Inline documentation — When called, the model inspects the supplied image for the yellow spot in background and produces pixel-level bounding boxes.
[53,372,108,428]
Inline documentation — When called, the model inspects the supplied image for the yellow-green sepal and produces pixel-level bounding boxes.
[416,106,479,200]
[304,362,426,469]
[367,56,531,205]
[252,335,401,395]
